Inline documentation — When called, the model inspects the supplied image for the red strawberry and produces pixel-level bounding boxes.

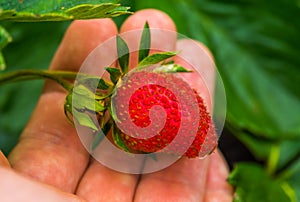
[111,69,217,158]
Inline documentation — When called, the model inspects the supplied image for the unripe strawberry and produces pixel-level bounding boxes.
[111,69,217,158]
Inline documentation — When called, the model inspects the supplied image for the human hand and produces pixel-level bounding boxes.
[0,9,233,202]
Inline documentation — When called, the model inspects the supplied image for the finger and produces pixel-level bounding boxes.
[174,39,216,113]
[0,151,10,168]
[76,159,138,202]
[120,8,177,68]
[75,9,177,201]
[135,157,210,202]
[175,39,218,157]
[8,19,118,193]
[0,167,85,202]
[204,151,233,202]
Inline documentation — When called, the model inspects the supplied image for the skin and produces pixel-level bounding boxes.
[0,9,233,202]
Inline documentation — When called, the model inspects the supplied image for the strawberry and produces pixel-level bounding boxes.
[111,69,217,158]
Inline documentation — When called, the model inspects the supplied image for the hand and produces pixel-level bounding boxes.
[0,9,233,202]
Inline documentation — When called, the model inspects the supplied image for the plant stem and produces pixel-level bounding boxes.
[0,69,83,91]
[266,144,280,175]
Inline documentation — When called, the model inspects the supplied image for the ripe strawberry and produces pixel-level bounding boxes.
[111,69,217,158]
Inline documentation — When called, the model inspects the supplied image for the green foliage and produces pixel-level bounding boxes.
[0,0,130,21]
[0,0,130,69]
[228,163,292,202]
[0,26,11,69]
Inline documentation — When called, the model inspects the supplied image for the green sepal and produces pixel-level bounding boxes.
[146,153,158,161]
[91,119,112,151]
[64,86,100,131]
[112,123,130,152]
[153,64,192,73]
[116,35,129,74]
[64,94,74,125]
[138,51,177,67]
[138,21,151,62]
[78,76,112,90]
[91,131,105,151]
[109,90,121,123]
[98,78,110,90]
[72,84,105,112]
[106,67,122,84]
[72,109,98,131]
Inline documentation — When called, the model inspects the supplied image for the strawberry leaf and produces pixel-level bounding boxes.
[116,35,129,74]
[138,51,177,67]
[0,1,131,21]
[112,123,130,152]
[153,64,192,73]
[106,67,122,84]
[0,26,12,70]
[138,21,151,62]
[228,163,291,202]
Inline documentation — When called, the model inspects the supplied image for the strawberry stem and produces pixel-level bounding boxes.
[0,69,111,92]
[0,69,75,91]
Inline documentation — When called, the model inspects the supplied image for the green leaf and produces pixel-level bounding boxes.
[116,35,129,74]
[153,63,192,73]
[72,109,98,131]
[138,51,177,67]
[106,67,122,84]
[0,1,131,21]
[0,26,12,70]
[278,159,300,202]
[228,163,291,202]
[112,123,130,152]
[138,21,150,62]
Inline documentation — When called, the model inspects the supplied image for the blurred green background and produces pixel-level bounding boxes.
[0,0,300,201]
